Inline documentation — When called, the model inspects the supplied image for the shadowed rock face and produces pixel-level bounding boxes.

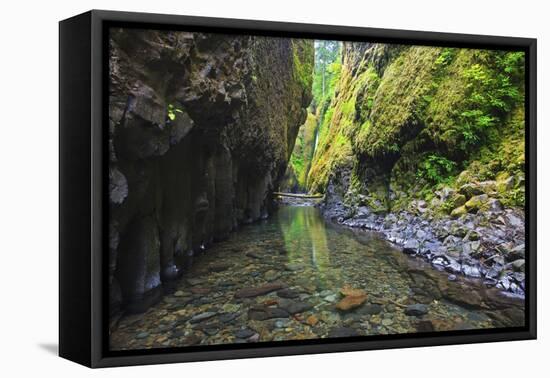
[108,29,313,314]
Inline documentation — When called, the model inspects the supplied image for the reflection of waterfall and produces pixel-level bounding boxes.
[278,206,337,286]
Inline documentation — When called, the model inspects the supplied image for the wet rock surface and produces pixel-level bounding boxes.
[110,206,524,350]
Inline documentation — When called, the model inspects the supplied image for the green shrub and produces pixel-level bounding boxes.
[417,154,457,184]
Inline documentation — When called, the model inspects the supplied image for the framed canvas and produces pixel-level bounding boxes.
[59,10,537,368]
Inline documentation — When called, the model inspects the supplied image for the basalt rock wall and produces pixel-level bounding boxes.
[108,29,313,314]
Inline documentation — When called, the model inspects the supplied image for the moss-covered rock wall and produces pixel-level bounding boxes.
[280,112,318,193]
[309,43,525,215]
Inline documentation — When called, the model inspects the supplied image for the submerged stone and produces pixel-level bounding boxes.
[235,282,288,298]
[405,304,429,316]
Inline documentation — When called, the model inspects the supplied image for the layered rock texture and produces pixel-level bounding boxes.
[308,43,526,294]
[108,29,313,313]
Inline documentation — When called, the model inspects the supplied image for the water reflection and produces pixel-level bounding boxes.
[279,206,338,288]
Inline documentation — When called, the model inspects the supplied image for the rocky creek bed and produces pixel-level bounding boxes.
[109,205,524,350]
[322,185,526,297]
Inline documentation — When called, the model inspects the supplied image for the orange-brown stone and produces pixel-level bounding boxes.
[306,315,319,326]
[335,294,368,311]
[340,285,366,297]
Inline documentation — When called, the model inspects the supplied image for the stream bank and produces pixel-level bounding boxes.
[319,172,526,297]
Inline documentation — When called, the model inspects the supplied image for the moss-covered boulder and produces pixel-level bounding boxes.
[451,205,468,218]
[464,194,490,213]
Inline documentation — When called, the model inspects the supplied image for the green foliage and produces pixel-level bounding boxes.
[308,55,380,193]
[417,154,457,184]
[434,48,454,66]
[167,103,183,121]
[292,40,315,93]
[312,41,341,110]
[453,51,524,152]
[283,113,319,192]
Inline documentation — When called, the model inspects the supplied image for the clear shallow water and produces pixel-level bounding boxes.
[110,206,524,350]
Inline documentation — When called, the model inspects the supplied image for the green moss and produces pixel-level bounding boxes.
[451,205,468,218]
[292,40,315,92]
[354,47,443,158]
[308,60,381,193]
[282,112,319,192]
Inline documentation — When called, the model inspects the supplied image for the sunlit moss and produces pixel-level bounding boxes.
[292,40,315,92]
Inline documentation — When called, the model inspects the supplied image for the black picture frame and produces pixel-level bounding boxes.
[59,9,537,368]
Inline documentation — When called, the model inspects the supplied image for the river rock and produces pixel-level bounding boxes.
[465,194,489,213]
[248,306,290,321]
[245,251,263,259]
[459,183,484,197]
[507,244,525,261]
[356,303,383,315]
[327,327,360,338]
[443,285,485,308]
[209,262,232,272]
[218,312,240,323]
[135,332,150,339]
[189,311,217,323]
[340,285,367,297]
[235,281,288,298]
[234,328,255,339]
[415,320,435,332]
[190,287,211,295]
[306,315,319,326]
[278,299,313,314]
[405,304,429,316]
[181,334,202,345]
[451,205,468,218]
[285,263,305,272]
[277,288,300,299]
[335,294,368,312]
[264,270,280,281]
[403,239,420,253]
[511,259,525,272]
[187,278,206,286]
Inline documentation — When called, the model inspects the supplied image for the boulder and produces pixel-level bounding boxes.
[459,183,484,198]
[464,194,489,213]
[451,205,468,218]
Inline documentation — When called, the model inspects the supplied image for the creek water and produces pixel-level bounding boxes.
[110,205,524,350]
